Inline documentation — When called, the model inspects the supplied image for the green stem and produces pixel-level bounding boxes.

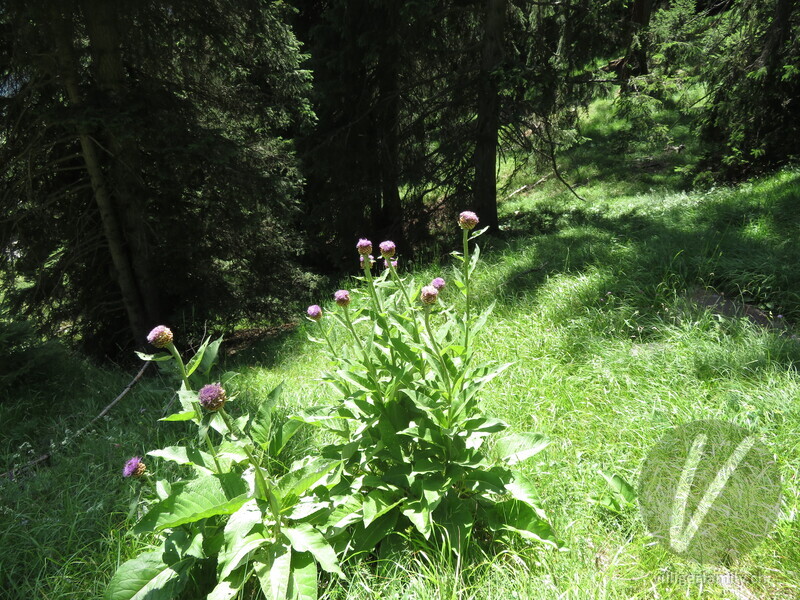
[219,408,279,533]
[462,229,471,356]
[387,261,413,310]
[166,342,191,391]
[202,428,223,474]
[342,305,383,397]
[317,320,337,356]
[362,259,384,313]
[424,307,452,401]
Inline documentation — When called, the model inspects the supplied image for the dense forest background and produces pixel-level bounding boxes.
[1,0,798,359]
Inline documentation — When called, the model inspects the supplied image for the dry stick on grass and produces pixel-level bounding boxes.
[3,361,151,479]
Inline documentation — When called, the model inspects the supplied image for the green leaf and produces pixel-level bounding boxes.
[184,336,211,378]
[600,471,636,503]
[147,446,215,472]
[134,473,248,533]
[255,543,292,600]
[362,489,402,528]
[350,510,399,554]
[198,336,224,376]
[158,410,198,422]
[276,458,340,509]
[288,551,318,600]
[495,432,549,465]
[219,531,269,580]
[250,383,284,450]
[270,418,304,457]
[283,523,344,577]
[104,549,194,600]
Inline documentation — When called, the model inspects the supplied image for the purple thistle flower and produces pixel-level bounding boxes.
[307,305,323,321]
[123,456,146,478]
[431,277,446,290]
[198,383,227,412]
[458,211,479,230]
[334,289,351,307]
[379,240,396,258]
[356,238,373,256]
[420,285,439,305]
[147,325,173,348]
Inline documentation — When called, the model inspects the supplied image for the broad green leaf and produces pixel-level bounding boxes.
[250,383,284,449]
[362,489,402,527]
[147,446,216,472]
[288,551,318,600]
[135,473,248,533]
[270,418,304,457]
[223,499,264,552]
[491,499,558,547]
[218,531,269,580]
[158,410,197,422]
[505,472,545,516]
[104,549,194,600]
[276,458,340,508]
[206,567,248,600]
[255,543,292,600]
[184,336,211,377]
[495,432,549,465]
[600,471,636,503]
[283,523,344,577]
[350,510,399,554]
[197,335,224,376]
[319,494,362,535]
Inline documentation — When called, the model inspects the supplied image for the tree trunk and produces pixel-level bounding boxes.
[474,0,504,233]
[621,0,654,86]
[754,0,794,74]
[81,0,161,323]
[374,6,406,248]
[49,5,150,343]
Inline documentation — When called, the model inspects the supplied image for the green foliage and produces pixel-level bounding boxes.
[108,222,557,599]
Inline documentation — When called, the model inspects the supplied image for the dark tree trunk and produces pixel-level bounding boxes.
[81,0,161,324]
[474,0,504,233]
[50,4,150,343]
[754,0,794,74]
[374,6,406,248]
[621,0,654,85]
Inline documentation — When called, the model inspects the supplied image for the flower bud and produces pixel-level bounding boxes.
[383,258,398,270]
[307,305,322,321]
[334,289,351,307]
[458,211,479,230]
[123,456,146,478]
[431,277,446,290]
[360,254,374,268]
[198,383,227,411]
[420,285,439,305]
[147,325,173,348]
[379,241,396,258]
[356,238,373,256]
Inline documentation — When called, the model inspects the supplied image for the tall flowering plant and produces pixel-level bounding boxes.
[106,213,556,600]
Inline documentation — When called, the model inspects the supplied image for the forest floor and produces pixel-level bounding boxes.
[2,96,799,599]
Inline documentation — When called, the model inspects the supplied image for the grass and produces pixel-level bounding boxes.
[2,96,799,598]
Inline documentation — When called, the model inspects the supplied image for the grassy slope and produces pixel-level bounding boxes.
[2,97,799,599]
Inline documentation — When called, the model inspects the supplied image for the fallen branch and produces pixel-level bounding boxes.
[3,361,151,479]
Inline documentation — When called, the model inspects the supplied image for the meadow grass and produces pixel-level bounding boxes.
[2,99,799,598]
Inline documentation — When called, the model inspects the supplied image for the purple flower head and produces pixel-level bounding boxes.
[379,240,396,258]
[123,456,146,478]
[420,285,439,305]
[383,258,398,270]
[431,277,446,291]
[356,238,373,256]
[307,305,323,321]
[198,383,227,412]
[147,325,173,349]
[458,211,479,230]
[334,289,351,307]
[360,254,374,268]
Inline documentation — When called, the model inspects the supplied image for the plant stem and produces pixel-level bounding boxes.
[362,260,384,313]
[424,307,452,400]
[201,423,223,474]
[317,319,337,356]
[166,342,192,391]
[462,229,471,356]
[219,408,279,533]
[342,305,383,397]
